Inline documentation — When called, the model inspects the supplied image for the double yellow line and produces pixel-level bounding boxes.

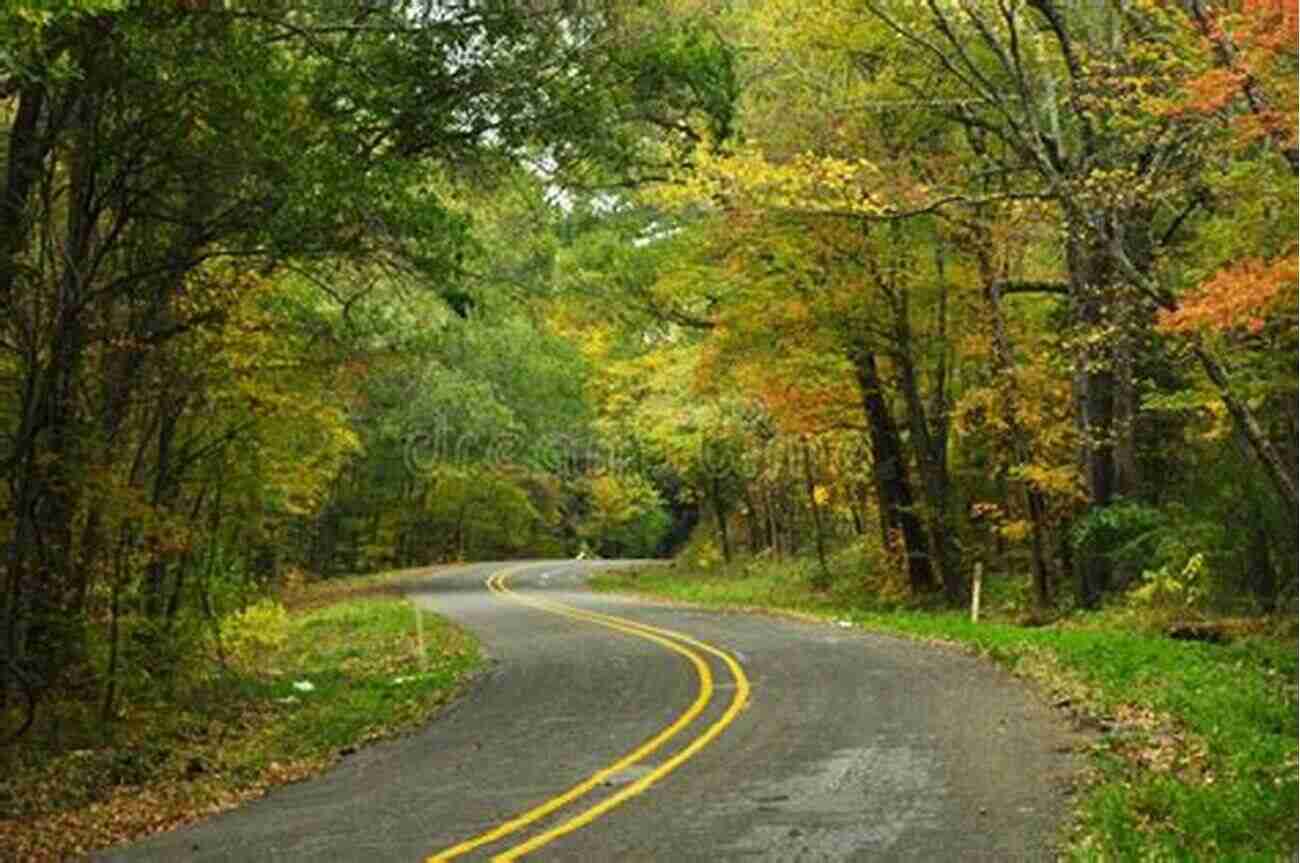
[427,563,750,862]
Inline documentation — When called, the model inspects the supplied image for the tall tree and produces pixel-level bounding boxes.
[1,0,738,716]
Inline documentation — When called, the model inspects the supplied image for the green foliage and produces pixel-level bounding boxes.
[1070,500,1172,579]
[626,24,740,147]
[185,540,257,617]
[420,468,553,561]
[3,2,1296,857]
[578,473,671,558]
[0,577,481,859]
[114,615,207,692]
[1,0,741,743]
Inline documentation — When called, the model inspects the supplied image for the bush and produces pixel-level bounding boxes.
[219,599,290,669]
[824,538,909,606]
[1129,552,1207,611]
[676,524,724,569]
[103,613,213,703]
[1070,499,1170,588]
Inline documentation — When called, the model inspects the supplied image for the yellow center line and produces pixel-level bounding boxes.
[426,562,749,862]
[489,582,751,862]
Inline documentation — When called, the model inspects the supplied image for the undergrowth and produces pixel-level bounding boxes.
[0,570,479,861]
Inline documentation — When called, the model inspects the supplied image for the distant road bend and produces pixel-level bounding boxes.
[105,560,1077,862]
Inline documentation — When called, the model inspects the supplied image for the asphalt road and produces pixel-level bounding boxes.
[102,561,1079,862]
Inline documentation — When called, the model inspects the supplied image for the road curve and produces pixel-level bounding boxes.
[102,561,1078,862]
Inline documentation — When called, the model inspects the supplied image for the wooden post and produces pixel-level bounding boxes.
[970,562,983,623]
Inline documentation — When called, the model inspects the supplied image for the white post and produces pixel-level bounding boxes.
[970,562,983,623]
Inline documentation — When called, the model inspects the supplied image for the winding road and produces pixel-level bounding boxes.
[103,561,1078,861]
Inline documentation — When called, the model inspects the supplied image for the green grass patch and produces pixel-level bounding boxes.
[0,572,479,861]
[591,562,1298,861]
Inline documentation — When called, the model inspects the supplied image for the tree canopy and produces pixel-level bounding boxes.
[1,0,1294,757]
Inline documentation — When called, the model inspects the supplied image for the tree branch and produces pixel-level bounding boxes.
[994,279,1069,295]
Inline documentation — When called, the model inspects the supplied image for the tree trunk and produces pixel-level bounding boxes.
[1092,210,1300,541]
[849,347,935,594]
[1191,344,1299,534]
[1067,233,1118,608]
[145,399,184,617]
[742,485,764,554]
[849,500,864,537]
[710,476,733,563]
[0,85,51,307]
[887,287,964,604]
[1113,341,1140,497]
[1245,521,1276,612]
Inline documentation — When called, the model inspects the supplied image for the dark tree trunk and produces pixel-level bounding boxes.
[849,499,865,536]
[0,85,52,305]
[765,489,782,558]
[710,475,733,564]
[1245,523,1276,612]
[887,285,964,604]
[849,347,935,594]
[144,400,184,618]
[1067,233,1118,608]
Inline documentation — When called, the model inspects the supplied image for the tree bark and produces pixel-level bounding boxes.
[710,475,733,563]
[1067,231,1118,608]
[0,85,52,307]
[849,347,935,594]
[887,282,964,603]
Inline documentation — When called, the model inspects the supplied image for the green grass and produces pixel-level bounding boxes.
[262,597,478,758]
[0,573,480,861]
[591,562,1299,861]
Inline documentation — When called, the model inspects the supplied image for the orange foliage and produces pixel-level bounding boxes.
[1177,0,1298,150]
[751,376,859,436]
[1184,67,1245,114]
[1243,0,1299,48]
[1157,250,1299,333]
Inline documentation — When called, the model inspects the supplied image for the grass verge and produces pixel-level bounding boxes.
[590,563,1298,861]
[0,571,479,861]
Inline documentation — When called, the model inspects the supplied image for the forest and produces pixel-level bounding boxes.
[0,0,1296,857]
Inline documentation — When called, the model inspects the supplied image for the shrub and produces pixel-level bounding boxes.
[1070,499,1170,588]
[1130,552,1207,610]
[218,599,290,669]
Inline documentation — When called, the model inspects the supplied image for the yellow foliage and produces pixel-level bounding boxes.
[998,519,1033,543]
[219,600,290,669]
[654,143,904,218]
[1012,463,1087,502]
